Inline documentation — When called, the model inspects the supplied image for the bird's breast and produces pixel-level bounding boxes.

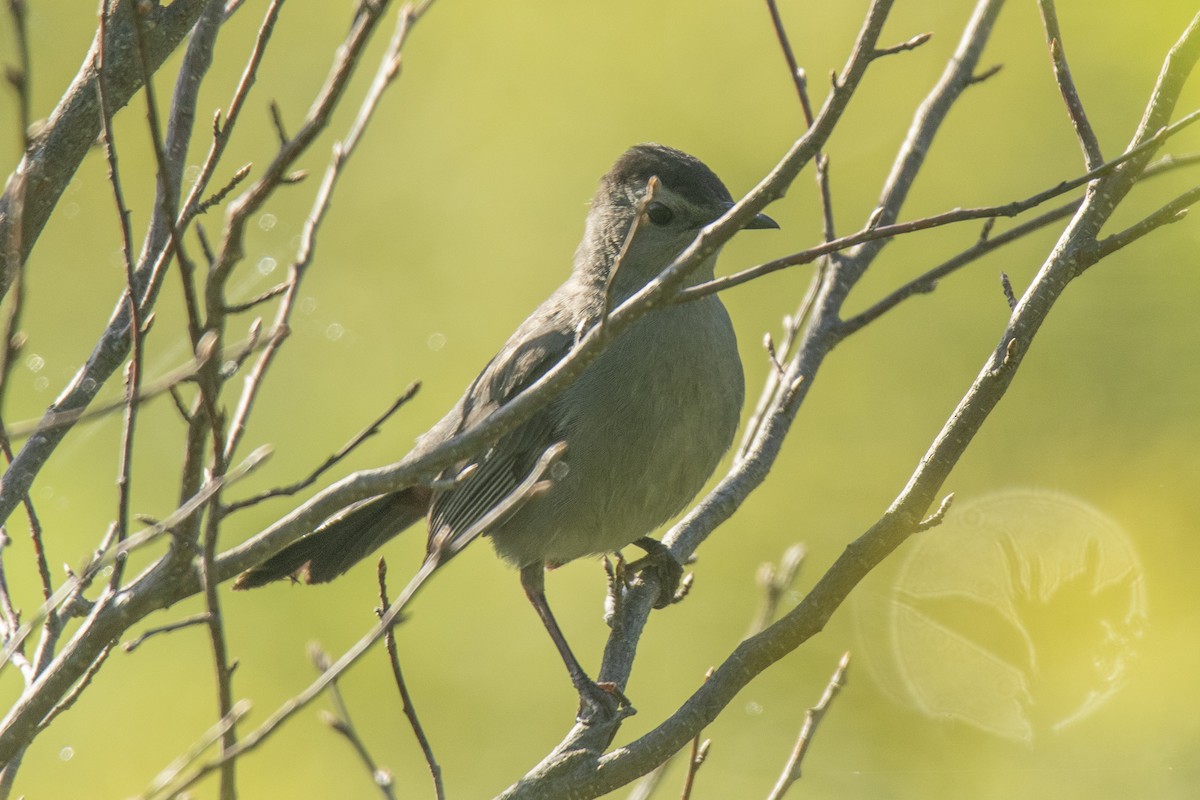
[489,298,743,567]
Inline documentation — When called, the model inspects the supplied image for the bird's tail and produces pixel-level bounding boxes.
[233,486,431,589]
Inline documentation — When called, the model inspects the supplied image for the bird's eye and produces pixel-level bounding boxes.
[645,201,674,226]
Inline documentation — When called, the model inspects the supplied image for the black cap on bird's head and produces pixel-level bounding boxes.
[600,143,778,230]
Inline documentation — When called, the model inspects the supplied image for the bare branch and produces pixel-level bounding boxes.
[875,31,933,57]
[1037,0,1103,170]
[678,105,1200,304]
[222,0,431,466]
[3,0,32,152]
[765,652,851,800]
[0,0,228,530]
[0,0,211,285]
[0,445,270,668]
[225,382,421,514]
[122,613,212,653]
[312,645,398,800]
[765,0,810,122]
[839,151,1200,334]
[747,544,806,637]
[679,733,711,800]
[137,701,252,800]
[914,493,955,532]
[152,440,564,797]
[1088,183,1200,263]
[378,559,444,800]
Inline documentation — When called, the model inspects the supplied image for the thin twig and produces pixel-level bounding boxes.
[195,163,253,217]
[678,106,1200,303]
[222,0,432,465]
[839,198,1077,334]
[0,428,50,607]
[0,446,271,668]
[1000,272,1018,309]
[0,331,247,439]
[765,652,851,800]
[178,0,283,234]
[137,701,253,800]
[151,441,565,798]
[678,734,710,800]
[123,612,212,653]
[311,645,397,800]
[97,0,146,589]
[378,559,444,800]
[1038,0,1103,170]
[1087,182,1200,264]
[224,382,420,514]
[765,1,836,240]
[678,666,715,800]
[747,544,806,638]
[223,280,288,314]
[602,177,661,326]
[839,151,1200,333]
[0,534,31,681]
[765,0,811,122]
[3,0,33,151]
[33,643,115,733]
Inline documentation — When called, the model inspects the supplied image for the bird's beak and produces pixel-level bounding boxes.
[746,211,780,230]
[720,201,779,230]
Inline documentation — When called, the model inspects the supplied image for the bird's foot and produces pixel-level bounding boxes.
[627,537,689,609]
[575,679,635,725]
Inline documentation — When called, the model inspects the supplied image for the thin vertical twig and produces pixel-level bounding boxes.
[3,0,33,151]
[311,645,398,800]
[1037,0,1103,170]
[766,653,851,800]
[378,559,444,800]
[96,0,145,592]
[127,2,239,796]
[223,0,434,465]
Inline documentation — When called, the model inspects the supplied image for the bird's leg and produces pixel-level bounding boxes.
[626,536,685,609]
[518,562,631,724]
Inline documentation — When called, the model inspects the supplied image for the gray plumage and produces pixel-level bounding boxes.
[235,143,776,720]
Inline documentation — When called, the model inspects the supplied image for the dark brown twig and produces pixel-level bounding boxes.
[3,0,32,152]
[195,163,253,217]
[1000,272,1018,309]
[765,0,810,122]
[765,1,837,240]
[223,281,288,314]
[678,732,710,800]
[123,613,212,653]
[96,0,146,590]
[378,559,444,800]
[224,382,421,514]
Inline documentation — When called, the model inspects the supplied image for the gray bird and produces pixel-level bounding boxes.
[235,143,777,722]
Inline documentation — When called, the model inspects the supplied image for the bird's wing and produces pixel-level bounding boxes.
[424,299,581,552]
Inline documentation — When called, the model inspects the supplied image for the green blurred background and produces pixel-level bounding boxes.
[2,0,1199,797]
